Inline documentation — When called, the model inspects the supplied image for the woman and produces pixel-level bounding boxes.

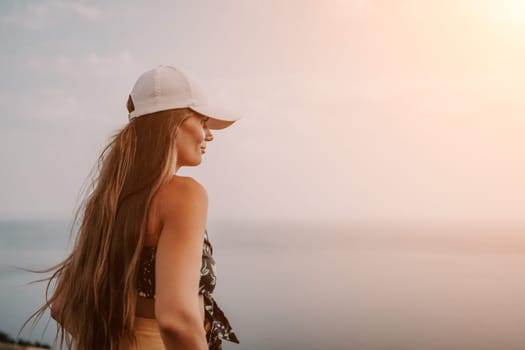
[25,65,241,350]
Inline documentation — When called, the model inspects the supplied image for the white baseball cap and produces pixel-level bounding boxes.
[128,65,240,130]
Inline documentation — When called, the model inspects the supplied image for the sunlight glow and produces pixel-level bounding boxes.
[490,0,525,30]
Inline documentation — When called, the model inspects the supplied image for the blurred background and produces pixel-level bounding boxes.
[1,0,524,349]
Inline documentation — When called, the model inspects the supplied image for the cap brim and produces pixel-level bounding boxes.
[189,105,239,130]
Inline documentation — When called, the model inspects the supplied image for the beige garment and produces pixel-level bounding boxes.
[134,317,166,350]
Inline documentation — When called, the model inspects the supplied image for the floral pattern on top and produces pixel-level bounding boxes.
[137,229,239,350]
[200,230,239,349]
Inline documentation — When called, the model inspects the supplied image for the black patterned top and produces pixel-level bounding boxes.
[137,229,239,349]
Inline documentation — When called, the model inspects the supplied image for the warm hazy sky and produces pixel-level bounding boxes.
[1,0,524,224]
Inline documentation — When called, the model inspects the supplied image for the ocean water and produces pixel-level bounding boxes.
[1,219,525,350]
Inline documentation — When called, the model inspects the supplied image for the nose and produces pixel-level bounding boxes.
[204,127,213,142]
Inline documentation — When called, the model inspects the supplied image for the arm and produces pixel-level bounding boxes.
[154,176,209,350]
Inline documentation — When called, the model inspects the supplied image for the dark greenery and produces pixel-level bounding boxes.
[0,329,50,348]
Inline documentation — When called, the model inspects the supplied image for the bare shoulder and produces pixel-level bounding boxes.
[157,175,207,200]
[156,176,208,223]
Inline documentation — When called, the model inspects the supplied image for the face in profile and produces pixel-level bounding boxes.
[175,113,213,170]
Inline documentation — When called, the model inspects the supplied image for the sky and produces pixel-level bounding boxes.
[0,0,524,225]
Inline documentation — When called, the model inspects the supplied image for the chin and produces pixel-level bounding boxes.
[180,153,203,167]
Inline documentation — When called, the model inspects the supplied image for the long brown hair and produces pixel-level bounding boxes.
[23,101,195,349]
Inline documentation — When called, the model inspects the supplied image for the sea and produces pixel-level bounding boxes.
[1,219,524,350]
